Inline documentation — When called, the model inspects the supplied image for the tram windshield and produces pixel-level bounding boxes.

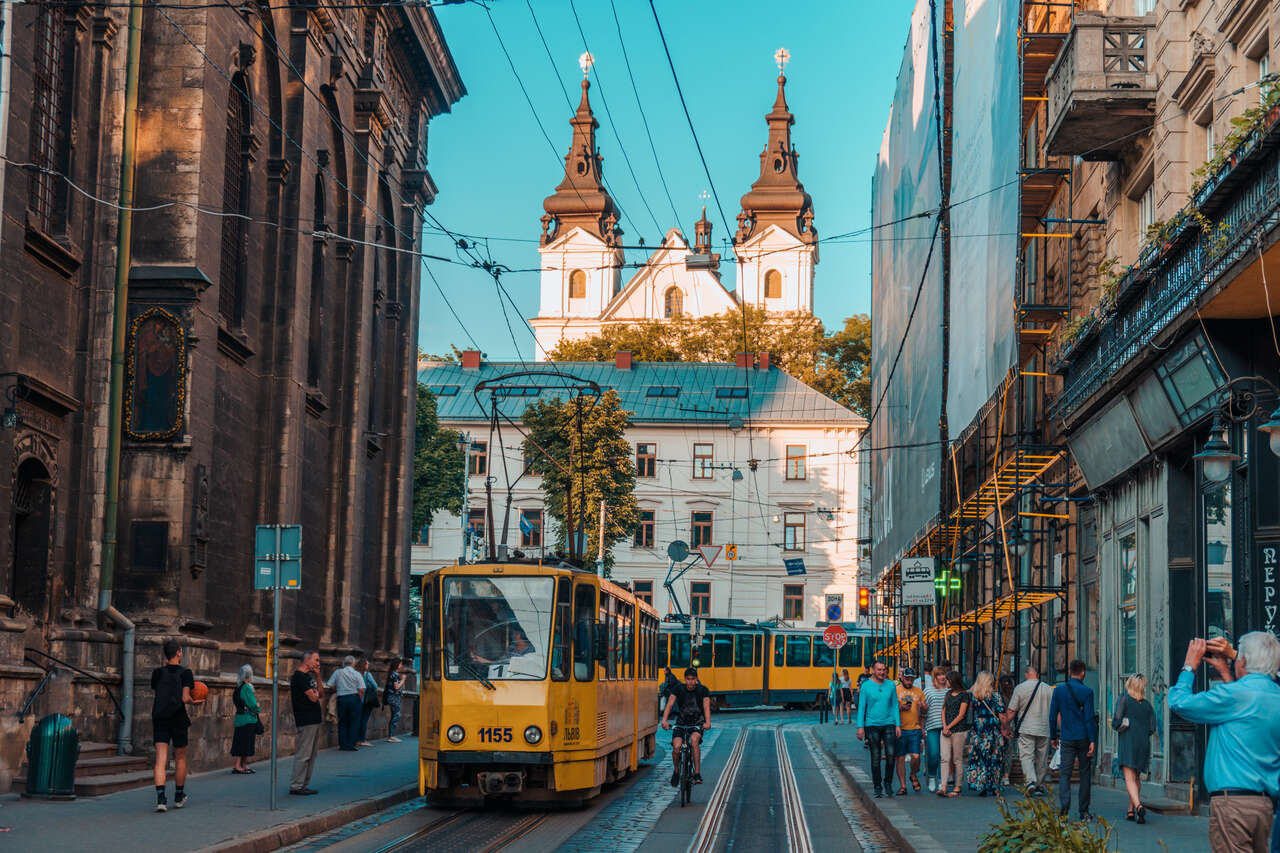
[442,576,554,681]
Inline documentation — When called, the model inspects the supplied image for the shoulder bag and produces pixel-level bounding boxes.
[1112,694,1130,733]
[1012,681,1042,737]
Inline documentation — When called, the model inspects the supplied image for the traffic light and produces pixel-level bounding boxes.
[858,587,870,613]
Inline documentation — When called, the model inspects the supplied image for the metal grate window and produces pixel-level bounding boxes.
[29,6,70,232]
[220,76,251,324]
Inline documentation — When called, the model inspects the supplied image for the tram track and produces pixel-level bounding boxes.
[366,809,547,853]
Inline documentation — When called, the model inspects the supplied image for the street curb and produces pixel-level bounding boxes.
[815,735,949,853]
[197,784,420,853]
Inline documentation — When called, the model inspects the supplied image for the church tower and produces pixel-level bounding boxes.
[734,49,817,314]
[530,53,625,358]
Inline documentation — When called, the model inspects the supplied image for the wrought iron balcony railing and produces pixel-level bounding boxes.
[1055,117,1280,419]
[1046,13,1156,159]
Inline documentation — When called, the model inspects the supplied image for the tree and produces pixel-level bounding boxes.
[521,390,638,574]
[413,385,464,535]
[548,306,871,417]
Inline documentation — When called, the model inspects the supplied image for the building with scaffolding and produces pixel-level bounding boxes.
[872,0,1280,798]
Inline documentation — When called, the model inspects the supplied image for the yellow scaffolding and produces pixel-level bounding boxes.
[882,589,1062,660]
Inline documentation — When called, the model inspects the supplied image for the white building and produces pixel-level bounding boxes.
[412,352,866,627]
[528,61,819,359]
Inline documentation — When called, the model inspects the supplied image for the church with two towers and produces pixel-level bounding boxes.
[529,54,820,359]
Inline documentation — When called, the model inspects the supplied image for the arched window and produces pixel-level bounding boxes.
[664,287,684,318]
[307,173,327,388]
[764,269,782,299]
[219,73,252,325]
[568,269,586,299]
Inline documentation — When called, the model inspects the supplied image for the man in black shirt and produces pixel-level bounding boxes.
[661,667,712,786]
[151,638,203,812]
[289,651,324,795]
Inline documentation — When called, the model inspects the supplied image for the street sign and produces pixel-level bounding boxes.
[901,556,937,606]
[724,544,738,561]
[252,523,302,813]
[825,593,843,623]
[784,557,806,576]
[698,545,723,567]
[822,624,848,649]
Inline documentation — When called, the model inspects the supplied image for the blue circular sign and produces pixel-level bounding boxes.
[826,603,842,622]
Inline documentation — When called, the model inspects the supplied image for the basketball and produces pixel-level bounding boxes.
[190,680,209,701]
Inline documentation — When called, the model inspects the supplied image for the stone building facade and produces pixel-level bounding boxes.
[0,0,462,786]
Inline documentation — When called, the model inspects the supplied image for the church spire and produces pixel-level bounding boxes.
[735,48,815,245]
[541,52,623,247]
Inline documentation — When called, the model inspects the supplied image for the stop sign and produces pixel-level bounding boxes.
[823,624,848,649]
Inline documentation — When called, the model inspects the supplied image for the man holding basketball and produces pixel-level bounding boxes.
[151,639,204,812]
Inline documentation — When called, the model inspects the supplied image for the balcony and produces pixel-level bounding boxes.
[1045,13,1156,160]
[1054,116,1280,422]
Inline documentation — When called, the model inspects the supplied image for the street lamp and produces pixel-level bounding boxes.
[1006,524,1029,558]
[1192,414,1240,484]
[1259,404,1280,457]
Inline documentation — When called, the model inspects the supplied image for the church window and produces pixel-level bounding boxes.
[569,269,586,299]
[764,269,782,299]
[29,4,74,234]
[664,287,683,318]
[220,73,252,325]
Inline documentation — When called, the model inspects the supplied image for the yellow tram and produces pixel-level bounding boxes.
[418,562,660,804]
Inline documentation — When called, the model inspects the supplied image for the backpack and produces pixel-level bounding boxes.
[153,667,183,718]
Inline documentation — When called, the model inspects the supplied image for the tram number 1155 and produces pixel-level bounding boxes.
[477,726,513,743]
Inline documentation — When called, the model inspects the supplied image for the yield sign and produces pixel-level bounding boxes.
[698,545,723,567]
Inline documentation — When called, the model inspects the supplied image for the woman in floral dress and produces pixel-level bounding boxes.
[965,671,1006,795]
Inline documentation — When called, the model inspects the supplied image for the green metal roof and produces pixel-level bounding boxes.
[418,360,866,427]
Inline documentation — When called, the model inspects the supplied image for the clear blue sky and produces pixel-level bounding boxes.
[418,0,917,359]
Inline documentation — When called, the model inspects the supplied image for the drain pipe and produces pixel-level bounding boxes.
[0,0,14,212]
[98,0,144,756]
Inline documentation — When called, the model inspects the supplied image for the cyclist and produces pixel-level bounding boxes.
[661,667,711,786]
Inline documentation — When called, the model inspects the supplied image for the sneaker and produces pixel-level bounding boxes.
[670,769,680,787]
[289,788,307,796]
[300,787,319,795]
[387,736,402,743]
[1079,811,1093,822]
[928,778,937,792]
[873,789,882,798]
[1002,775,1011,786]
[174,791,186,809]
[155,794,167,813]
[693,773,703,784]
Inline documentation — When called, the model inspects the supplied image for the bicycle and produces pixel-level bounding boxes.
[672,725,699,806]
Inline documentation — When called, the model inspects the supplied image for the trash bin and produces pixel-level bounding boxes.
[24,713,80,799]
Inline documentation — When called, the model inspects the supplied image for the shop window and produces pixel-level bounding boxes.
[1119,530,1138,674]
[1203,479,1234,680]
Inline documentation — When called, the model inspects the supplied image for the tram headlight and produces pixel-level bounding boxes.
[446,725,465,744]
[523,725,543,745]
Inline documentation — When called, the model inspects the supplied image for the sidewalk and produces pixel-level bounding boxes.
[811,723,1212,853]
[0,737,421,853]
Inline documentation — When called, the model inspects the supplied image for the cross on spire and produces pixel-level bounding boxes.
[578,51,594,78]
[774,47,790,71]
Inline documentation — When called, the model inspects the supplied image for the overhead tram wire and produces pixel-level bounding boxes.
[565,0,664,236]
[608,0,681,229]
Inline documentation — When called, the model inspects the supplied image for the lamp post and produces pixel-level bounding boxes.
[1191,376,1280,483]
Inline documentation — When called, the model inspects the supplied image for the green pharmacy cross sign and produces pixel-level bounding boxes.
[934,569,961,594]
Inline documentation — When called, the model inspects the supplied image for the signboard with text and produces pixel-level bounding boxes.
[1261,542,1279,636]
[901,556,937,606]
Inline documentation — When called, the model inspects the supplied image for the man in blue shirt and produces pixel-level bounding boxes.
[1170,633,1280,853]
[1050,659,1097,819]
[856,659,902,798]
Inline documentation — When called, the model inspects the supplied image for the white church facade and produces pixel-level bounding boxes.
[529,57,819,359]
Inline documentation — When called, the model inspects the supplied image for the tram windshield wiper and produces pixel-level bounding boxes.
[443,645,495,690]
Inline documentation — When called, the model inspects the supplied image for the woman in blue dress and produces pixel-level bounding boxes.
[965,671,1006,795]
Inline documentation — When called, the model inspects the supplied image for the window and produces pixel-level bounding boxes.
[734,634,754,667]
[669,633,691,668]
[1137,183,1155,237]
[714,387,748,399]
[523,453,536,475]
[838,639,862,667]
[573,584,596,681]
[783,512,806,551]
[468,441,487,476]
[1205,109,1216,161]
[712,635,732,667]
[774,634,785,666]
[785,635,811,667]
[551,578,571,681]
[636,442,656,478]
[634,509,655,548]
[633,580,653,606]
[412,523,430,545]
[664,286,683,318]
[519,509,542,548]
[1119,530,1137,674]
[220,74,252,324]
[466,509,487,543]
[307,176,328,388]
[690,581,710,616]
[427,385,459,396]
[783,584,805,620]
[1259,54,1272,103]
[646,386,679,398]
[691,511,713,547]
[29,5,73,234]
[1204,479,1234,681]
[568,269,586,299]
[764,269,782,299]
[1133,0,1154,14]
[785,445,807,479]
[814,640,834,669]
[693,443,714,479]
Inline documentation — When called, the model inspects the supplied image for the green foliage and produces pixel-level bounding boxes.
[1060,313,1094,347]
[547,306,871,417]
[521,390,638,574]
[1190,83,1280,197]
[413,385,464,534]
[978,794,1112,853]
